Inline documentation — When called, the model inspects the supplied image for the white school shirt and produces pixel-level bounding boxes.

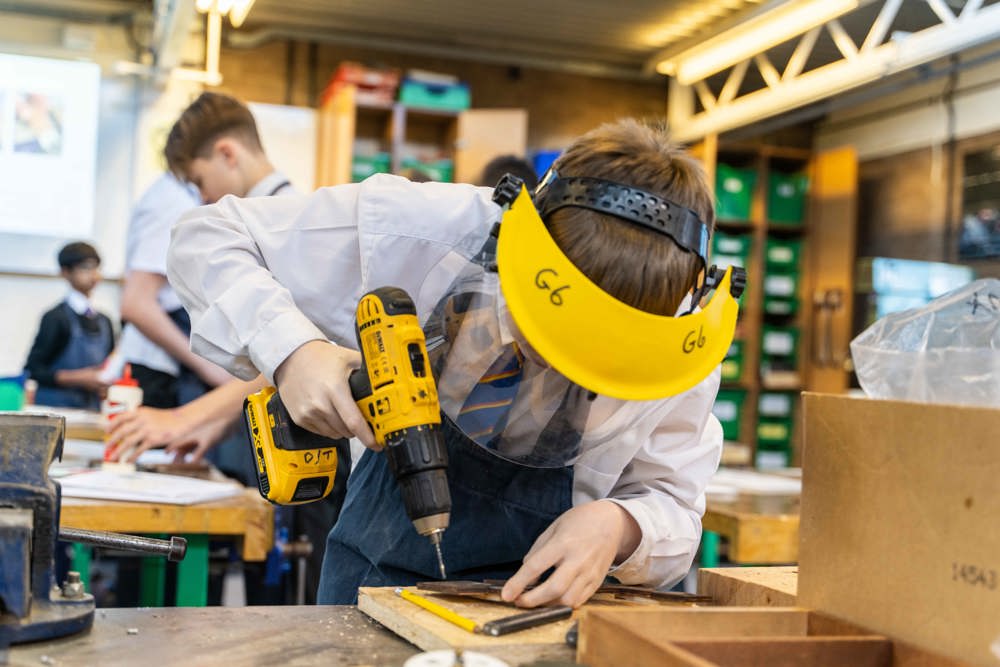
[120,171,295,376]
[168,173,723,589]
[119,173,201,375]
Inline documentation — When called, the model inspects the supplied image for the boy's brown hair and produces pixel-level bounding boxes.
[164,92,262,179]
[547,118,714,316]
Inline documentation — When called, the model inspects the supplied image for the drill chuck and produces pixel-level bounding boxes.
[384,423,451,529]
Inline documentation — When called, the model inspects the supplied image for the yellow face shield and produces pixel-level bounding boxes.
[496,185,743,401]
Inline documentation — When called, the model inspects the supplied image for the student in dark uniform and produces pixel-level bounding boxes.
[26,242,114,410]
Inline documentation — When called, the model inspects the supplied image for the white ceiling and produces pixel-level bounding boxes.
[0,0,768,79]
[1,0,997,83]
[240,0,765,78]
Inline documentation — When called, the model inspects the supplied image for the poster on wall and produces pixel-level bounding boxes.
[960,146,1000,259]
[0,54,100,244]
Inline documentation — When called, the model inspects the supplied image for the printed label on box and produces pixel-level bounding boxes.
[712,402,738,422]
[764,332,795,355]
[764,275,796,296]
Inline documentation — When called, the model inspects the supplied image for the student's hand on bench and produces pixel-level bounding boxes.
[273,340,375,449]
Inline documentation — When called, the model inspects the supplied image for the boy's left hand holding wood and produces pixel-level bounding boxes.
[501,499,641,609]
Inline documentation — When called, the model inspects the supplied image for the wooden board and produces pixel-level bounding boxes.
[358,586,576,665]
[577,607,969,667]
[800,394,1000,667]
[358,585,703,665]
[697,566,797,607]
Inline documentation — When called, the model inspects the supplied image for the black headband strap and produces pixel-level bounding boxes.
[534,176,710,263]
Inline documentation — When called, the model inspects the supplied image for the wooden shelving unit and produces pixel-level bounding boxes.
[696,140,858,468]
[316,83,528,187]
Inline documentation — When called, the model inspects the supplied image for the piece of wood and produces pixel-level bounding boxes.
[802,146,858,395]
[698,566,798,607]
[452,109,528,184]
[576,607,971,667]
[7,606,417,666]
[60,488,273,561]
[674,637,892,667]
[358,586,575,665]
[799,394,1000,667]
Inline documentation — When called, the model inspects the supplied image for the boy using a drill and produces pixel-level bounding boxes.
[167,118,741,608]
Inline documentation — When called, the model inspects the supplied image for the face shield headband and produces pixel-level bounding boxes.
[492,174,746,401]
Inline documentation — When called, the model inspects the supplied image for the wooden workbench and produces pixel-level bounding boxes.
[6,606,420,666]
[61,489,273,561]
[702,492,800,565]
[60,489,273,606]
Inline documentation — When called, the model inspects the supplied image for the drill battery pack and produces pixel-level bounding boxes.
[243,386,342,505]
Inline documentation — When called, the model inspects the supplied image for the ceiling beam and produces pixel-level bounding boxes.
[670,0,1000,142]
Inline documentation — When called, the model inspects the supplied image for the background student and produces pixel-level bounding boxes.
[110,92,335,605]
[26,241,114,410]
[478,154,538,190]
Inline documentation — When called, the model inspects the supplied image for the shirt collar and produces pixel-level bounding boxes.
[495,287,516,347]
[65,289,92,315]
[247,171,291,198]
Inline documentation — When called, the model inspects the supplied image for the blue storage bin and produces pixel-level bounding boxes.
[533,150,562,179]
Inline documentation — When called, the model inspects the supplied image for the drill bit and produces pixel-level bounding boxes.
[429,530,447,579]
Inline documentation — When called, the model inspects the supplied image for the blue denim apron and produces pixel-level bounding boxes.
[35,303,112,410]
[316,414,573,604]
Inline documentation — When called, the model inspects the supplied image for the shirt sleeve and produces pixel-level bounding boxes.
[25,307,71,386]
[603,368,723,588]
[167,192,334,382]
[167,175,498,383]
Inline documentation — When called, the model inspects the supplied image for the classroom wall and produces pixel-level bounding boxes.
[0,12,132,375]
[815,43,1000,279]
[0,17,670,377]
[216,39,670,152]
[0,10,207,376]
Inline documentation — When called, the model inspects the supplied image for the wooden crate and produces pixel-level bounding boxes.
[577,607,972,667]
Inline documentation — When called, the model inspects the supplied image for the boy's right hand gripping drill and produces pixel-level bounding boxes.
[244,286,451,578]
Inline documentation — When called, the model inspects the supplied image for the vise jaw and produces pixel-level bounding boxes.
[0,413,94,646]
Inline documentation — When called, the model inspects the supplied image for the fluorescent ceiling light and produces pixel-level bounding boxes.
[196,0,256,28]
[656,0,860,85]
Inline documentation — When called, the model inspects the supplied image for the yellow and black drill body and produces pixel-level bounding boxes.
[244,287,451,573]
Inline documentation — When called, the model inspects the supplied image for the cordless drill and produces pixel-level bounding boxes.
[244,286,451,578]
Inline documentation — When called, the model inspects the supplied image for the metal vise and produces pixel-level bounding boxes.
[0,412,93,645]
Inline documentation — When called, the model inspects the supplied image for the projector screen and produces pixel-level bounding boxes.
[0,54,100,244]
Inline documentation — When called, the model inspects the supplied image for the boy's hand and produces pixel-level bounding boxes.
[56,366,110,395]
[501,500,641,609]
[273,340,376,448]
[105,407,177,461]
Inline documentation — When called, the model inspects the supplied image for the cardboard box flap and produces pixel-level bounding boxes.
[799,393,1000,667]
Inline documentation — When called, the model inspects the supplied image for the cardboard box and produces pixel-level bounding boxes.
[577,607,967,666]
[799,393,1000,667]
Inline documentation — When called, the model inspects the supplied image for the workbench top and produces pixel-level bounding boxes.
[6,606,419,666]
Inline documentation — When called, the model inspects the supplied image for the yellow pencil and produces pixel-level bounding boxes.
[395,587,480,634]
